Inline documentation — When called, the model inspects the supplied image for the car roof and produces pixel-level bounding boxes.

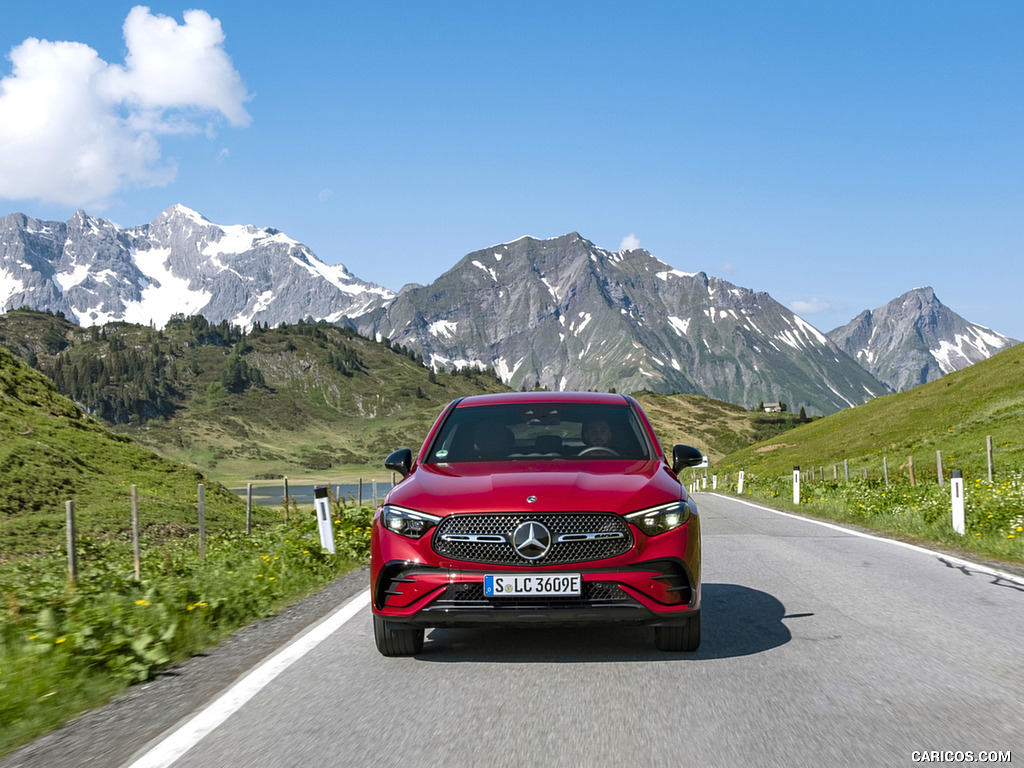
[453,391,633,408]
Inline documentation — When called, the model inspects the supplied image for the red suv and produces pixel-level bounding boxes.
[370,392,704,655]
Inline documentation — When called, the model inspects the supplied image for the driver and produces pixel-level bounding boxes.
[581,419,613,450]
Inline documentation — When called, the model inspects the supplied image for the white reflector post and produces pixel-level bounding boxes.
[793,466,801,505]
[737,470,745,495]
[951,470,965,535]
[314,486,335,554]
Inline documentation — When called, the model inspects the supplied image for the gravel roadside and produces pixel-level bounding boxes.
[1,566,369,768]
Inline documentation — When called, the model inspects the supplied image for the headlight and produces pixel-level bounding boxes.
[625,501,691,536]
[380,505,441,539]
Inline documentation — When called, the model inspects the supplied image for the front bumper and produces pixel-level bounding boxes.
[372,558,700,629]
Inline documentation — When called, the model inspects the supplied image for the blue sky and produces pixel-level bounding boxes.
[2,1,1022,339]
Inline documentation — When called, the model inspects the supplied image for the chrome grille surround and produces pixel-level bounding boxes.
[432,513,633,565]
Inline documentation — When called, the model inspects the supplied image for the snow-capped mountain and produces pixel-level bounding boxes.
[827,287,1018,392]
[4,206,1016,414]
[355,233,891,414]
[0,205,393,329]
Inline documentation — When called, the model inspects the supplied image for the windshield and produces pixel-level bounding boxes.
[425,402,653,463]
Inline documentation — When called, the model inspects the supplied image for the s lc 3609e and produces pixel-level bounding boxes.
[370,391,704,656]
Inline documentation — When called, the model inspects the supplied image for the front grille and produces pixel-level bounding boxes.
[432,513,633,565]
[431,581,632,610]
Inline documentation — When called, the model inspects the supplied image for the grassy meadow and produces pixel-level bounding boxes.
[708,342,1024,566]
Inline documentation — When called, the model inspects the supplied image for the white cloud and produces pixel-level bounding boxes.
[789,297,831,315]
[0,6,250,208]
[318,189,334,202]
[619,233,640,251]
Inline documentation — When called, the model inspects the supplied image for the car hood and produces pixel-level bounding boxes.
[385,459,686,516]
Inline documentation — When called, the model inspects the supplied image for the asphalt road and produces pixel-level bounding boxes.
[7,493,1024,768]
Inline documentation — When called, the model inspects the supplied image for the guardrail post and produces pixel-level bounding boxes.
[246,482,253,535]
[951,470,965,535]
[314,486,335,554]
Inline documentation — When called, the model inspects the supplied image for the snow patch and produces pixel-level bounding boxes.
[472,260,498,281]
[493,356,524,382]
[791,314,828,345]
[540,276,563,302]
[667,316,690,336]
[429,319,458,339]
[573,312,593,334]
[52,261,93,291]
[656,268,697,281]
[123,247,212,327]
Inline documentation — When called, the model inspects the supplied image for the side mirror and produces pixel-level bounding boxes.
[672,444,704,473]
[385,448,413,477]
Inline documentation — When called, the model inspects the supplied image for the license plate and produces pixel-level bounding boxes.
[484,573,582,597]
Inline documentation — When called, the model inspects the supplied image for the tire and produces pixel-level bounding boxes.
[373,613,425,657]
[654,613,701,652]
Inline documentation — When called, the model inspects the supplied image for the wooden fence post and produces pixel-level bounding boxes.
[66,500,77,585]
[908,455,916,487]
[132,484,140,581]
[198,483,206,560]
[883,457,889,486]
[987,436,994,483]
[283,476,290,523]
[936,451,944,486]
[844,459,850,482]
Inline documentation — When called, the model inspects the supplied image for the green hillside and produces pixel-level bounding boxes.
[0,310,511,485]
[635,391,812,461]
[0,342,246,554]
[717,342,1024,479]
[0,309,816,483]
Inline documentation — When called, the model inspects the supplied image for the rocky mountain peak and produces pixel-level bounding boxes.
[827,288,1017,391]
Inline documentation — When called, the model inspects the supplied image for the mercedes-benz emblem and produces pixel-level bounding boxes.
[512,521,551,560]
[526,495,538,503]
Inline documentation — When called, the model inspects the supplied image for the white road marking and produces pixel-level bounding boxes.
[708,493,1024,587]
[122,589,371,768]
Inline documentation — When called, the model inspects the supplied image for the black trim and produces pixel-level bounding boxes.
[421,398,464,465]
[373,557,697,618]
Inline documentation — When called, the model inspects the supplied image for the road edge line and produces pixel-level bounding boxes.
[706,493,1024,587]
[121,588,371,768]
